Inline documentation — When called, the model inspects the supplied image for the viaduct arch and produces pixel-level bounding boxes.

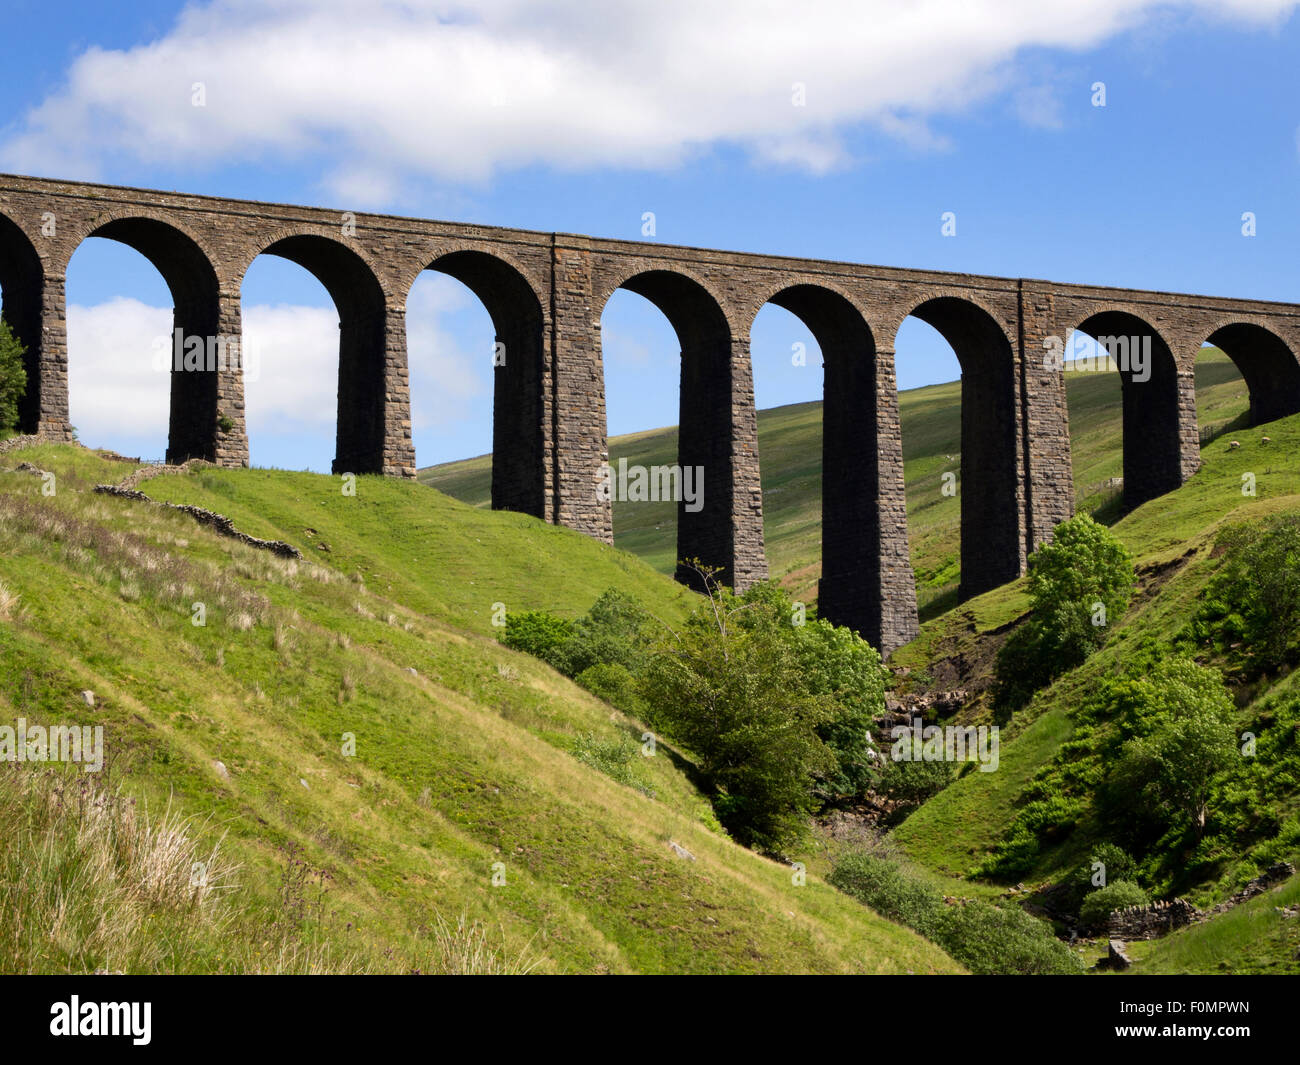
[4,175,1300,653]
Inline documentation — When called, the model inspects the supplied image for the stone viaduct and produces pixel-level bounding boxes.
[4,173,1300,653]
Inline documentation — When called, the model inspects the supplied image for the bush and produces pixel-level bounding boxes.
[1193,514,1300,671]
[502,609,574,672]
[1027,513,1135,658]
[1103,655,1237,840]
[562,589,654,677]
[792,618,887,800]
[574,662,648,717]
[718,579,889,802]
[827,852,945,936]
[570,730,654,798]
[877,737,954,805]
[829,851,1082,975]
[1078,880,1149,931]
[639,572,836,851]
[992,515,1134,715]
[935,900,1083,975]
[1067,842,1139,906]
[0,317,27,433]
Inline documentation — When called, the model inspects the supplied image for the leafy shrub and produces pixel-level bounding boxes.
[935,900,1083,975]
[792,618,887,800]
[1103,655,1237,840]
[562,589,654,677]
[571,730,654,798]
[1078,880,1149,931]
[501,609,574,672]
[1193,514,1300,671]
[877,737,954,805]
[1066,842,1139,905]
[827,852,945,935]
[574,662,648,717]
[830,851,1081,974]
[639,573,837,851]
[992,515,1134,715]
[717,579,889,802]
[0,317,27,434]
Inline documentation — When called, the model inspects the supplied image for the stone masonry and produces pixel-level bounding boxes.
[5,174,1300,653]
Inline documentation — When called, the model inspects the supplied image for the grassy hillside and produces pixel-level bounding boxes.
[0,444,959,974]
[421,349,1249,617]
[886,407,1300,970]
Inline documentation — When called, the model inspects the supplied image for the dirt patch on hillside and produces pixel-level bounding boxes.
[895,610,1026,717]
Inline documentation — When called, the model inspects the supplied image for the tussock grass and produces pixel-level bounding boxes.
[0,765,238,973]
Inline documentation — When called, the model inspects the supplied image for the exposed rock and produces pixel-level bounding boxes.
[879,689,967,726]
[667,840,696,861]
[213,760,229,780]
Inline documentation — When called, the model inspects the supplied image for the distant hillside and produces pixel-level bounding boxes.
[421,349,1250,617]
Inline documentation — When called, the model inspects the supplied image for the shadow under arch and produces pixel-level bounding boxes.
[1074,310,1181,509]
[418,249,547,518]
[1205,322,1300,427]
[603,269,739,589]
[899,296,1020,601]
[75,217,222,462]
[253,233,389,473]
[0,212,44,433]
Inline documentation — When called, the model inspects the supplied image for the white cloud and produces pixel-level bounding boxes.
[67,298,173,451]
[3,0,1294,200]
[66,283,488,466]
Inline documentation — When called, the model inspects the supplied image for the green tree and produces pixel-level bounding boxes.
[1105,655,1237,838]
[1194,514,1300,671]
[1028,514,1135,655]
[730,581,888,800]
[638,568,837,851]
[0,317,27,433]
[1066,841,1138,907]
[993,514,1134,714]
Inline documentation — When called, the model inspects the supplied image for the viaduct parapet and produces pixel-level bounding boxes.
[4,174,1300,652]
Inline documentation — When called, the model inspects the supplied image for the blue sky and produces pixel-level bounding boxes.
[2,0,1298,469]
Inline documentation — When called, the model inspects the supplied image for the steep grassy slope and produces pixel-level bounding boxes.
[421,350,1249,617]
[890,410,1300,908]
[0,444,959,974]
